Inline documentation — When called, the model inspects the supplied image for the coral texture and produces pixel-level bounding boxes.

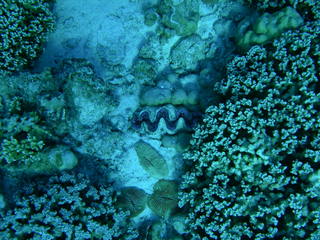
[179,20,320,239]
[0,0,55,72]
[0,97,77,174]
[0,174,139,240]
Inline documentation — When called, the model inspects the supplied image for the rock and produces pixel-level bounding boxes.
[0,194,5,209]
[63,61,115,126]
[132,58,158,85]
[140,87,172,106]
[157,0,200,37]
[171,213,188,234]
[46,145,78,171]
[170,35,208,74]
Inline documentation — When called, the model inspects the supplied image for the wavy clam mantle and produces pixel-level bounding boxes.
[131,105,202,135]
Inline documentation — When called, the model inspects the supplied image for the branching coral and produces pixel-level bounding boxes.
[0,97,49,166]
[0,97,77,173]
[0,173,139,240]
[178,20,320,239]
[0,0,55,72]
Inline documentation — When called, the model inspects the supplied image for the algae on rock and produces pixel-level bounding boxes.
[157,0,200,37]
[170,35,208,74]
[62,59,117,126]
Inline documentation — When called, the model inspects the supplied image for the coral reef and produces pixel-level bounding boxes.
[237,7,304,50]
[0,173,139,239]
[178,19,320,239]
[0,0,55,72]
[5,1,317,239]
[0,97,78,174]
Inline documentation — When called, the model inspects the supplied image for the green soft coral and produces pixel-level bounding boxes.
[179,21,320,239]
[0,135,44,165]
[0,97,77,173]
[237,7,304,50]
[0,98,47,167]
[246,0,320,21]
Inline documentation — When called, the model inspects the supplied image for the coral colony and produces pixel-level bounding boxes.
[0,0,319,239]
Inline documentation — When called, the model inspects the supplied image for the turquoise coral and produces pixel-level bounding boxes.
[0,0,55,72]
[0,174,139,239]
[178,19,320,239]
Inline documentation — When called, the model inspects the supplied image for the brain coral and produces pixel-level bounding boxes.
[178,20,320,239]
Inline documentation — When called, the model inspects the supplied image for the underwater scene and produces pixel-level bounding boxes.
[0,0,320,239]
